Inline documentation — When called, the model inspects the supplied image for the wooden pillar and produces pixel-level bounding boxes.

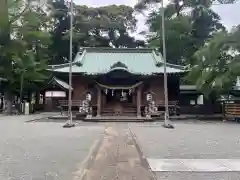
[137,87,142,117]
[97,87,101,117]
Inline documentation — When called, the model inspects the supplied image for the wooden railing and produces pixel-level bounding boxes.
[224,103,240,118]
[58,100,82,115]
[59,100,82,107]
[58,90,89,111]
[155,100,179,106]
[155,100,179,116]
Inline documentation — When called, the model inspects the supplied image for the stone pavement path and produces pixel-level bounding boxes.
[81,124,156,180]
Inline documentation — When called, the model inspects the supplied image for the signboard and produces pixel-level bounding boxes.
[45,91,66,97]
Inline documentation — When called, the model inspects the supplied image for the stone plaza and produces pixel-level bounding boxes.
[1,116,240,180]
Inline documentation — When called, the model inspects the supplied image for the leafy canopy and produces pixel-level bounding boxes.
[0,0,51,92]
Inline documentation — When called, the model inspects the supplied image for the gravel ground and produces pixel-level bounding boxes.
[129,121,240,180]
[129,121,240,159]
[0,117,104,180]
[2,118,240,180]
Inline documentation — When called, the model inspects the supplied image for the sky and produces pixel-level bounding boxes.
[73,0,240,38]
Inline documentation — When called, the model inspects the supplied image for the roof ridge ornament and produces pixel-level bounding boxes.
[110,61,128,69]
[79,47,85,54]
[154,48,160,56]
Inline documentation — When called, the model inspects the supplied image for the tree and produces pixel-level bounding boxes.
[47,0,71,64]
[135,0,238,12]
[135,0,236,65]
[145,8,192,65]
[189,1,225,64]
[186,30,240,97]
[20,5,51,62]
[48,1,146,64]
[0,0,50,113]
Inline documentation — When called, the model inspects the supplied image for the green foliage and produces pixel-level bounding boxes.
[136,0,239,95]
[13,50,48,88]
[146,10,192,65]
[48,1,145,64]
[140,0,228,65]
[187,31,240,96]
[135,0,238,11]
[0,0,51,93]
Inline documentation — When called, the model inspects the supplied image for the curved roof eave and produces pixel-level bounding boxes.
[41,76,73,90]
[48,50,87,70]
[151,50,186,70]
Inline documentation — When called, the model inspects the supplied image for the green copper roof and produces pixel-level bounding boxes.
[50,47,185,75]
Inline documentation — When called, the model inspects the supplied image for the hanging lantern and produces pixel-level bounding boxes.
[129,89,132,95]
[105,89,108,95]
[86,92,91,101]
[132,88,135,93]
[122,92,127,101]
[146,92,152,102]
[112,89,114,96]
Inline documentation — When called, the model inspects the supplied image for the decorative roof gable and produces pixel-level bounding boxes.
[43,77,72,90]
[110,61,128,69]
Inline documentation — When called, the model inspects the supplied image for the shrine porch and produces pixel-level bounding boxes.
[47,113,152,122]
[47,113,223,122]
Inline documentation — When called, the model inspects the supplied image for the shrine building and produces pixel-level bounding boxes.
[45,47,186,120]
